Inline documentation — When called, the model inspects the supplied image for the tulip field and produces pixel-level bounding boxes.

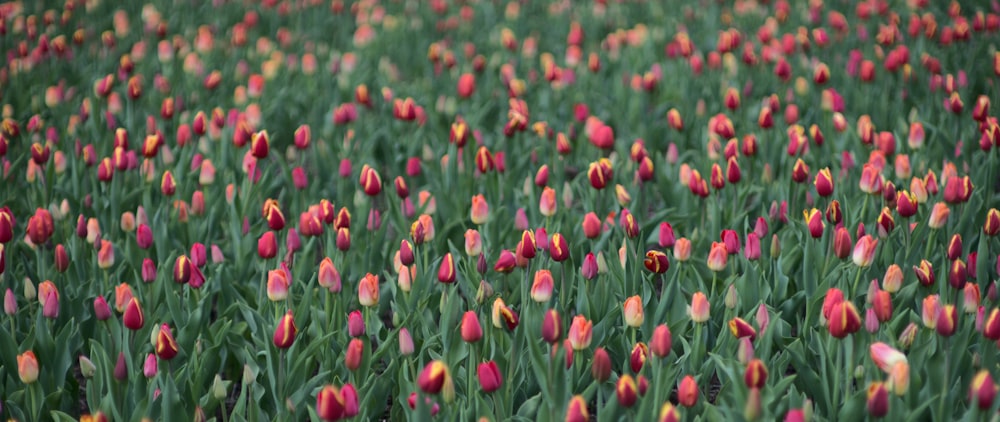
[3,0,1000,420]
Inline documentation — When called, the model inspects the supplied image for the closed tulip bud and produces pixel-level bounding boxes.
[568,315,593,350]
[95,239,115,269]
[895,190,918,218]
[922,295,941,329]
[949,259,968,289]
[548,232,569,262]
[316,385,346,421]
[529,270,554,303]
[814,168,834,197]
[542,309,562,344]
[582,212,602,238]
[936,304,958,337]
[948,234,963,261]
[348,310,365,337]
[418,360,450,394]
[690,292,710,323]
[494,249,517,273]
[616,374,639,408]
[866,382,889,417]
[566,395,589,422]
[539,186,557,216]
[677,375,699,407]
[657,222,676,248]
[644,250,670,273]
[729,317,756,341]
[707,241,728,271]
[358,164,382,196]
[470,194,489,225]
[622,295,644,328]
[647,324,673,358]
[123,297,144,330]
[461,230,483,258]
[516,230,536,259]
[437,253,456,284]
[744,233,761,260]
[3,288,13,316]
[94,296,111,321]
[984,308,1000,340]
[345,338,364,371]
[461,311,483,342]
[156,324,179,360]
[970,370,998,410]
[725,284,739,309]
[397,328,415,356]
[358,273,379,307]
[581,252,598,280]
[928,202,950,229]
[257,231,277,259]
[674,238,692,261]
[620,209,639,238]
[914,260,935,286]
[872,289,892,323]
[273,310,297,349]
[477,360,503,393]
[963,284,981,313]
[331,227,349,251]
[17,350,39,384]
[852,235,878,267]
[261,199,285,231]
[742,359,768,389]
[985,209,1000,236]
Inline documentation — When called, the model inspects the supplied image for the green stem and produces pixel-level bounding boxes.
[468,342,478,420]
[938,347,949,420]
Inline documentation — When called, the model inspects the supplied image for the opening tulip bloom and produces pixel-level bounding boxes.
[643,250,670,273]
[852,235,878,267]
[156,324,179,360]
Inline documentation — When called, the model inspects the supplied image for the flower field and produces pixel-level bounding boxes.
[1,0,1000,420]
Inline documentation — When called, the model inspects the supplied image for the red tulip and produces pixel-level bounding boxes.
[273,310,297,349]
[477,361,503,393]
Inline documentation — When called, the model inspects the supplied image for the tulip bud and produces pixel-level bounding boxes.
[591,347,612,382]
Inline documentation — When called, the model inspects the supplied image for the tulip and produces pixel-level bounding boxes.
[567,315,593,350]
[565,395,589,422]
[745,359,768,389]
[94,296,111,321]
[707,241,728,271]
[882,264,902,293]
[519,230,537,259]
[4,288,15,316]
[123,298,144,330]
[317,385,346,421]
[273,310,297,349]
[418,360,450,394]
[359,164,382,196]
[617,374,639,407]
[644,250,670,273]
[949,259,968,289]
[17,351,38,384]
[659,402,681,422]
[257,231,277,259]
[156,324,179,360]
[318,258,341,293]
[492,298,519,330]
[852,235,878,267]
[867,382,889,417]
[531,270,554,303]
[690,292,710,323]
[828,300,861,338]
[457,310,483,343]
[0,206,14,243]
[872,289,892,323]
[582,212,602,238]
[814,168,834,196]
[478,361,503,393]
[623,295,644,328]
[358,273,379,307]
[494,250,516,273]
[581,252,598,280]
[678,375,699,407]
[345,338,363,371]
[267,269,289,302]
[261,199,285,231]
[470,194,489,225]
[674,238,692,261]
[729,317,757,341]
[985,209,1000,236]
[970,370,998,410]
[928,202,950,229]
[540,187,557,217]
[914,260,935,286]
[985,308,1000,340]
[650,324,672,358]
[804,208,824,238]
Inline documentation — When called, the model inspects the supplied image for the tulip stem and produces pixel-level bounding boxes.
[467,342,478,419]
[851,266,863,299]
[938,347,949,420]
